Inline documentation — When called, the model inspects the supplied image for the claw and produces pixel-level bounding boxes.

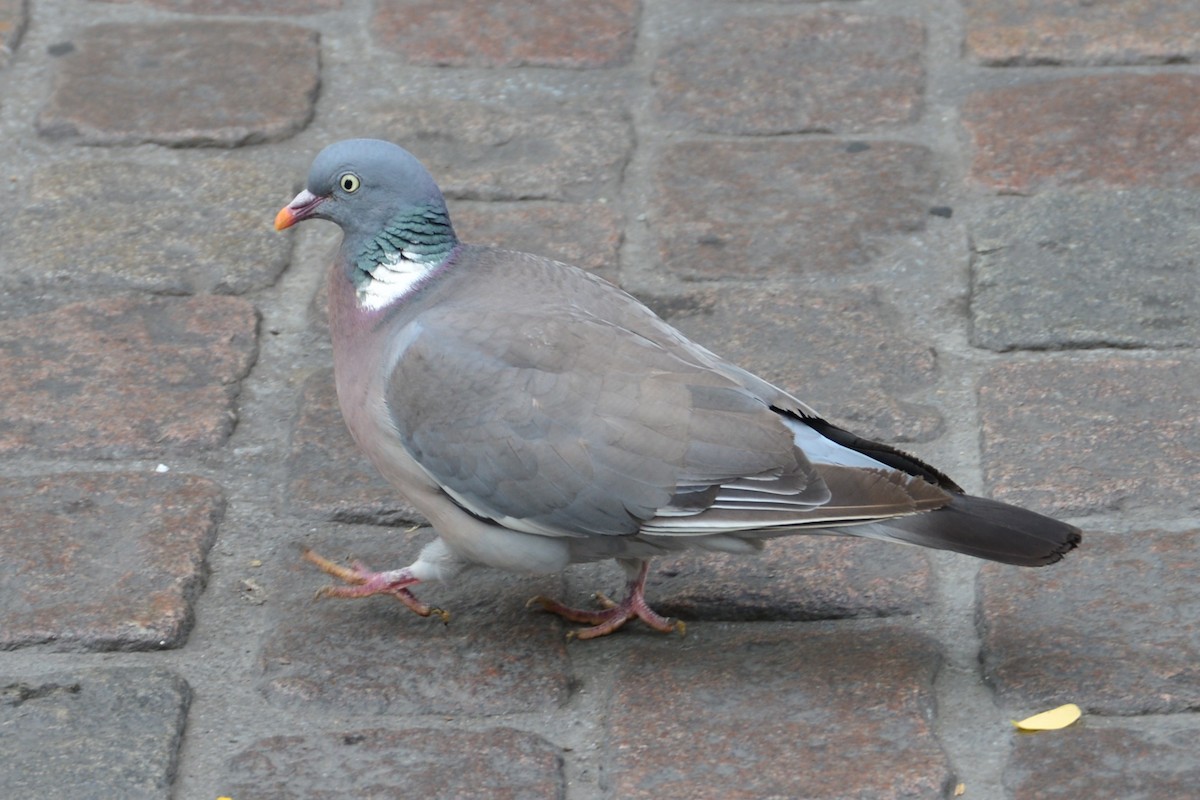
[301,547,446,622]
[527,561,684,640]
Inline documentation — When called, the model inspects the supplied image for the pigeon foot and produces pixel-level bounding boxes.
[301,548,450,623]
[527,561,684,640]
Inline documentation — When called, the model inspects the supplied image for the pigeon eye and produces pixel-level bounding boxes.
[339,173,361,193]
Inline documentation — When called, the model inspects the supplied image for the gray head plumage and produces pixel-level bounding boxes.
[276,139,451,244]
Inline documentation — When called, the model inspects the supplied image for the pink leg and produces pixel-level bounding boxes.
[301,548,449,623]
[528,560,685,640]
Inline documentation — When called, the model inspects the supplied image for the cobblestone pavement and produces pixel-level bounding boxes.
[1,1,1198,798]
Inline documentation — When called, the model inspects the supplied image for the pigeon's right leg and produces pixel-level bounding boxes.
[301,548,450,623]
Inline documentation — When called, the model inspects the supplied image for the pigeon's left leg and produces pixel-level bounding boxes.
[529,558,685,640]
[301,548,450,623]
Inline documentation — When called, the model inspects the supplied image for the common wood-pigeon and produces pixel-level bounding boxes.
[276,139,1081,639]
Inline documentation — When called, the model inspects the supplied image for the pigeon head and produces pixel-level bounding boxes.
[274,139,450,243]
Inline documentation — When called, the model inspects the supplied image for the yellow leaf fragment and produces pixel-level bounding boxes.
[954,782,966,796]
[1013,703,1081,731]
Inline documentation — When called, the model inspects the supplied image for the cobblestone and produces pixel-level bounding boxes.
[969,191,1200,350]
[0,158,292,295]
[980,528,1200,715]
[0,472,224,650]
[0,668,190,798]
[372,0,638,68]
[963,75,1200,194]
[0,296,258,458]
[1003,726,1200,799]
[963,0,1200,66]
[654,10,924,134]
[37,21,319,146]
[607,626,951,799]
[652,140,936,280]
[979,357,1200,515]
[225,727,565,799]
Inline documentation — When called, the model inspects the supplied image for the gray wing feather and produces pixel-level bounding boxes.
[385,301,818,537]
[382,248,952,541]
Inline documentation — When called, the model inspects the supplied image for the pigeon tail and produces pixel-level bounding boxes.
[863,494,1081,567]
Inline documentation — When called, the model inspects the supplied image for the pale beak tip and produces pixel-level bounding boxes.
[274,206,296,231]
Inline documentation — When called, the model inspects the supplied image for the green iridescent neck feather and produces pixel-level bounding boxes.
[352,205,457,290]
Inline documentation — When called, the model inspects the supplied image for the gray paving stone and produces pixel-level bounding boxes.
[372,0,638,68]
[286,368,424,526]
[655,11,924,134]
[662,286,944,442]
[980,529,1200,714]
[332,98,632,202]
[0,472,224,651]
[653,140,936,280]
[259,528,572,715]
[37,21,319,146]
[969,191,1200,350]
[453,201,623,285]
[0,668,190,798]
[0,0,26,67]
[963,75,1200,194]
[1004,726,1200,800]
[651,537,933,622]
[0,159,292,295]
[0,296,259,458]
[226,727,565,799]
[606,625,952,799]
[964,0,1200,66]
[979,357,1200,515]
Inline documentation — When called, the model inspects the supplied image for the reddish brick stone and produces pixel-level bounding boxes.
[1005,727,1200,799]
[653,140,935,280]
[0,159,292,295]
[607,626,951,799]
[655,11,924,134]
[285,369,424,526]
[964,0,1200,66]
[0,669,190,796]
[371,0,638,68]
[980,529,1200,714]
[0,0,27,66]
[226,728,564,799]
[259,528,572,715]
[979,358,1200,515]
[662,287,944,442]
[37,21,319,146]
[0,473,224,651]
[651,537,933,622]
[964,75,1200,193]
[95,0,340,12]
[0,296,259,458]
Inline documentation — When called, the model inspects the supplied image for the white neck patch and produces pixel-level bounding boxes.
[357,251,437,311]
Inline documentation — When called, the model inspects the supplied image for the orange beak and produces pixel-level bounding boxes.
[274,189,324,231]
[274,206,297,231]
